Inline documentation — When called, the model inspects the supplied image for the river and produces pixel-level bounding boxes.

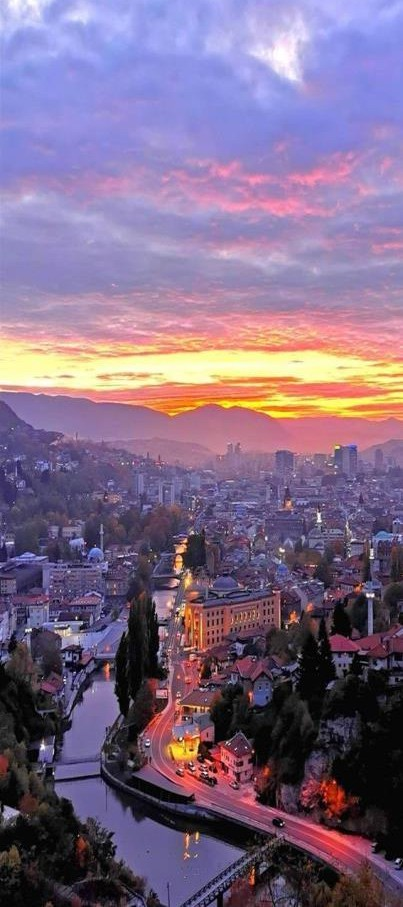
[56,588,242,905]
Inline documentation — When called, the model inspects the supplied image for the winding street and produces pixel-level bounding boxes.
[143,611,403,897]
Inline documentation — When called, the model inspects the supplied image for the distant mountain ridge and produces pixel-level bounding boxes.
[361,438,403,466]
[0,399,61,456]
[0,392,402,454]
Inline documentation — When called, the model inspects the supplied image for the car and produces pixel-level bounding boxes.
[176,767,185,777]
[394,858,403,870]
[208,776,218,785]
[229,781,240,790]
[176,691,182,699]
[197,754,205,763]
[272,817,285,828]
[143,738,151,748]
[188,761,195,769]
[371,841,381,853]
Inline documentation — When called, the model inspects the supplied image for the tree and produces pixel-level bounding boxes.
[317,617,336,693]
[390,545,403,583]
[127,599,148,701]
[145,597,160,678]
[361,550,371,583]
[115,632,129,717]
[183,531,206,571]
[314,559,332,588]
[383,582,403,622]
[330,861,391,907]
[297,633,320,706]
[331,601,351,638]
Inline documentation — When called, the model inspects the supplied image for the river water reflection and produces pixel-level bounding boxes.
[56,588,242,903]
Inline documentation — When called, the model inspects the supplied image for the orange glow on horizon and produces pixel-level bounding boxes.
[1,333,402,420]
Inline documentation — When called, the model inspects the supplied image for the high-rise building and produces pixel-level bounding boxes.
[275,449,295,476]
[374,448,384,471]
[334,444,358,477]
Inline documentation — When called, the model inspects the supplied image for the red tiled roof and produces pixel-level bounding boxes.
[220,731,252,757]
[329,634,360,653]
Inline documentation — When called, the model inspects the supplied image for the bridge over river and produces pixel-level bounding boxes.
[54,753,101,782]
[177,841,275,907]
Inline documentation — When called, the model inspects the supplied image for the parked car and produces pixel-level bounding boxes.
[176,767,185,777]
[371,841,381,853]
[272,817,285,828]
[143,738,151,748]
[394,858,403,870]
[229,781,240,790]
[197,754,205,763]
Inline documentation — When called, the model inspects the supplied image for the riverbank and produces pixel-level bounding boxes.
[55,671,243,904]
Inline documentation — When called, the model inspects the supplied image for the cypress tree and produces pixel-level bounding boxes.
[146,596,160,677]
[317,617,336,694]
[114,631,130,716]
[331,601,352,638]
[127,597,147,700]
[297,632,320,704]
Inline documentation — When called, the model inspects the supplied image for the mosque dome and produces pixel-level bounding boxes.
[88,546,104,562]
[212,575,239,593]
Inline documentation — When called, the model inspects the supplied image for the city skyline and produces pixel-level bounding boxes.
[1,1,403,419]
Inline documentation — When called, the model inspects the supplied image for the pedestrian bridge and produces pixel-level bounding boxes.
[54,754,101,782]
[177,841,274,907]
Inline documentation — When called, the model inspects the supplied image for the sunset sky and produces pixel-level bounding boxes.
[1,0,402,419]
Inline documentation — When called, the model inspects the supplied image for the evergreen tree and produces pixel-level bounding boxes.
[317,617,336,693]
[183,531,206,571]
[145,596,160,677]
[331,601,352,638]
[127,597,148,700]
[390,545,403,583]
[114,632,129,717]
[349,651,363,677]
[297,632,320,704]
[361,550,371,583]
[313,556,332,589]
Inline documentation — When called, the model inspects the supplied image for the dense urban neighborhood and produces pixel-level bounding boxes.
[0,399,403,904]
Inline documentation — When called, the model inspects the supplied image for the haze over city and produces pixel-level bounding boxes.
[1,0,403,420]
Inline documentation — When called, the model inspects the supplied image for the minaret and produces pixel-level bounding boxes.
[344,516,352,558]
[365,545,375,636]
[100,523,104,554]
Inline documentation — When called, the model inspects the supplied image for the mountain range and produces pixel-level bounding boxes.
[0,392,402,456]
[0,399,61,457]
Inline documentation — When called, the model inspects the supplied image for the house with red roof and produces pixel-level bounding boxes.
[220,731,254,784]
[329,634,360,676]
[229,656,274,706]
[358,625,403,684]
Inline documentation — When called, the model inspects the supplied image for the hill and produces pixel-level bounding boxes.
[0,400,61,457]
[1,392,402,454]
[361,439,403,466]
[110,436,213,467]
[0,394,290,452]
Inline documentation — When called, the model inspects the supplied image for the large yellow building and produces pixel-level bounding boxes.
[184,575,281,652]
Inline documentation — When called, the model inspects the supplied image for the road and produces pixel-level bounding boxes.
[143,608,403,896]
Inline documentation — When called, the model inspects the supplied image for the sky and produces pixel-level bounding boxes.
[1,0,403,419]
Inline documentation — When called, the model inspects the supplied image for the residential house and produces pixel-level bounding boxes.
[229,656,273,706]
[329,634,360,676]
[220,731,254,784]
